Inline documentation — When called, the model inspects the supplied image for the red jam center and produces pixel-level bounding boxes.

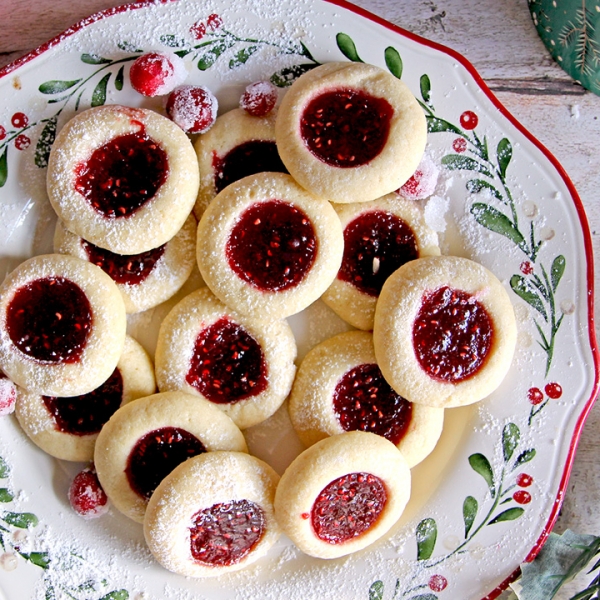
[189,499,265,566]
[212,140,288,195]
[125,427,206,499]
[300,89,394,168]
[333,363,413,446]
[226,200,317,292]
[82,239,166,285]
[74,131,169,218]
[42,368,123,436]
[6,277,92,364]
[338,210,418,297]
[413,286,494,383]
[311,472,387,544]
[185,317,268,404]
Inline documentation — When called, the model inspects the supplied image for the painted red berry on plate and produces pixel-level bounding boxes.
[166,85,218,134]
[11,112,28,128]
[0,373,17,416]
[513,490,532,505]
[240,81,278,117]
[129,52,186,97]
[190,21,206,40]
[520,261,534,275]
[527,387,544,405]
[14,134,30,151]
[516,473,533,487]
[429,574,448,592]
[0,125,6,141]
[459,110,478,130]
[452,137,467,153]
[206,13,223,30]
[545,382,563,399]
[69,467,109,519]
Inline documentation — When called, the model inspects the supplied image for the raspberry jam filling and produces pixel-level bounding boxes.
[189,499,265,566]
[413,286,494,383]
[186,317,268,404]
[226,200,317,292]
[6,277,92,364]
[311,472,387,544]
[300,89,394,168]
[333,363,413,446]
[212,141,288,195]
[43,368,123,435]
[82,239,167,285]
[338,210,418,297]
[74,131,169,218]
[126,427,206,499]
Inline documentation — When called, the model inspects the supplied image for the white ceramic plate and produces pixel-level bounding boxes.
[0,1,597,599]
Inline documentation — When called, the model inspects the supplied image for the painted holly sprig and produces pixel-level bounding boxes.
[160,13,321,87]
[367,424,536,599]
[0,454,129,599]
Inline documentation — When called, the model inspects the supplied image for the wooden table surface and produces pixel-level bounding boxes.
[2,0,599,596]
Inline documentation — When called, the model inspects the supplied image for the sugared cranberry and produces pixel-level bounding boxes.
[513,490,532,505]
[452,137,467,153]
[429,574,448,592]
[6,276,92,364]
[516,473,533,487]
[166,85,218,134]
[82,239,166,285]
[399,154,439,200]
[226,200,317,292]
[74,131,169,218]
[0,373,17,416]
[527,387,544,405]
[126,427,206,499]
[240,81,278,117]
[11,112,28,128]
[14,135,30,151]
[189,499,265,566]
[338,210,418,297]
[413,286,494,383]
[311,472,387,544]
[212,140,288,194]
[129,52,185,97]
[545,382,563,399]
[300,88,394,168]
[333,363,412,445]
[459,110,478,130]
[69,468,109,519]
[42,368,123,435]
[186,317,268,403]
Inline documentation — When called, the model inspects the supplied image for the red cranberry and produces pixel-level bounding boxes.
[0,373,17,416]
[527,387,544,405]
[15,135,31,151]
[398,154,439,200]
[240,81,278,117]
[452,137,467,153]
[166,85,218,134]
[429,574,448,592]
[459,110,478,130]
[129,52,184,97]
[0,125,6,141]
[545,382,562,399]
[520,261,534,275]
[69,468,109,519]
[516,473,533,487]
[11,112,28,128]
[513,490,532,505]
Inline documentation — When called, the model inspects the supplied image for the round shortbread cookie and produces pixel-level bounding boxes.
[321,193,440,330]
[15,336,156,462]
[288,331,444,468]
[94,391,248,523]
[193,108,287,220]
[373,255,517,408]
[196,172,343,320]
[155,287,296,429]
[0,254,126,397]
[275,62,427,203]
[144,451,280,578]
[53,213,197,314]
[46,105,199,255]
[274,431,411,559]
